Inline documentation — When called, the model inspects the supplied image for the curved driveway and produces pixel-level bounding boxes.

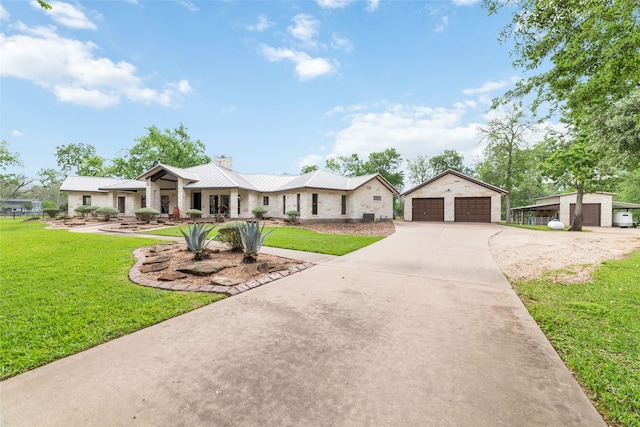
[1,222,605,426]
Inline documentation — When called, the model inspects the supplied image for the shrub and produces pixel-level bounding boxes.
[74,205,89,217]
[96,207,120,221]
[134,208,160,223]
[85,206,100,218]
[179,223,217,261]
[42,208,60,218]
[238,220,274,263]
[214,221,243,252]
[286,210,300,224]
[251,206,268,220]
[185,209,203,220]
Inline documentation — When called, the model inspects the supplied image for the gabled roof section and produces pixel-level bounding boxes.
[241,174,299,192]
[136,163,199,182]
[400,169,508,197]
[60,176,144,192]
[183,163,257,190]
[276,170,398,194]
[537,191,616,200]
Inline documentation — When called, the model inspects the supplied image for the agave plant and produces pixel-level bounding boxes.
[179,223,217,261]
[238,219,274,263]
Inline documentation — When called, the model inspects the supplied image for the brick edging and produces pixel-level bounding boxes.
[129,248,314,296]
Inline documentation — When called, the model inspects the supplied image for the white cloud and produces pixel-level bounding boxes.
[316,0,354,9]
[296,153,324,169]
[0,24,191,108]
[33,1,97,30]
[1,4,10,21]
[453,0,481,5]
[435,16,449,33]
[331,33,353,52]
[366,0,380,12]
[220,106,236,114]
[316,101,485,179]
[462,77,519,96]
[12,130,24,137]
[288,14,320,47]
[178,1,199,12]
[246,14,274,32]
[259,45,337,81]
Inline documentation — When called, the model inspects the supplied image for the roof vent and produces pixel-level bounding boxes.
[214,155,233,170]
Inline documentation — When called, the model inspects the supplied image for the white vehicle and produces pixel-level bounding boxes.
[613,212,633,228]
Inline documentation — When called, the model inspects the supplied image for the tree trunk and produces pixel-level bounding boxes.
[570,184,584,231]
[505,194,512,224]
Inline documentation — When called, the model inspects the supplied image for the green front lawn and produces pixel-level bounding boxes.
[143,225,385,256]
[0,220,225,379]
[513,252,640,426]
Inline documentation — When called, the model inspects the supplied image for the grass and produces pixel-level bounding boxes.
[0,220,225,380]
[143,224,385,256]
[512,251,640,426]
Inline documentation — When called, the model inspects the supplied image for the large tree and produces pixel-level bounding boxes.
[0,140,33,206]
[484,0,640,161]
[539,132,617,231]
[477,104,535,223]
[427,150,471,177]
[406,154,430,186]
[55,143,107,176]
[111,123,211,178]
[325,148,404,189]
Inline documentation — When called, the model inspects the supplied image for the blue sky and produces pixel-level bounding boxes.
[1,0,527,181]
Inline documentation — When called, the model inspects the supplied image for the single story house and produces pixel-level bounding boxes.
[400,169,508,223]
[60,158,398,223]
[511,192,640,227]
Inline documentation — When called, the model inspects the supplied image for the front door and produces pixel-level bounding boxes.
[193,193,202,210]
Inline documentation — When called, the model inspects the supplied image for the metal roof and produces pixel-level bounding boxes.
[61,163,400,195]
[400,169,508,197]
[613,201,640,210]
[60,176,144,192]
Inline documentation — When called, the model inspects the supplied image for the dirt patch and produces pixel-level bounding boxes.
[489,226,640,283]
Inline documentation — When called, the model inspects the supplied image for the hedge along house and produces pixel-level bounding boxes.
[510,192,640,227]
[60,158,398,223]
[400,169,508,223]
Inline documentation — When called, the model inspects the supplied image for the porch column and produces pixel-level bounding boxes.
[176,177,187,218]
[146,178,161,212]
[109,190,117,209]
[230,189,238,219]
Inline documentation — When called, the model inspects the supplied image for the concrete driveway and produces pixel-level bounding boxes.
[0,222,605,426]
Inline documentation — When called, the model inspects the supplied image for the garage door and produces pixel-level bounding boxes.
[412,198,444,221]
[455,197,491,223]
[570,203,601,226]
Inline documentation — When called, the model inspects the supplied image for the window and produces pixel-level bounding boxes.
[373,195,382,201]
[82,195,91,206]
[209,195,219,215]
[341,195,347,215]
[141,196,146,208]
[312,193,318,215]
[296,194,301,213]
[263,196,269,206]
[237,195,241,214]
[282,195,286,214]
[118,197,125,213]
[220,195,230,215]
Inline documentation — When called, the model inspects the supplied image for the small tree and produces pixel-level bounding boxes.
[286,210,300,224]
[134,207,160,223]
[96,206,120,221]
[185,209,203,221]
[252,206,268,220]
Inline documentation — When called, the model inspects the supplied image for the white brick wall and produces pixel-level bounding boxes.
[403,173,503,223]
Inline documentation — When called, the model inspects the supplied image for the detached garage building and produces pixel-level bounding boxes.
[401,169,507,223]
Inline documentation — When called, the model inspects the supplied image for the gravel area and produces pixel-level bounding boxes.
[489,226,640,283]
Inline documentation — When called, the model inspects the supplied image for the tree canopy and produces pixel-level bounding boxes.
[0,140,32,206]
[55,143,107,177]
[325,148,404,189]
[110,123,211,179]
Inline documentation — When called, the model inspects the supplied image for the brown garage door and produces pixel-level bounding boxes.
[412,198,444,221]
[455,197,491,223]
[570,203,601,226]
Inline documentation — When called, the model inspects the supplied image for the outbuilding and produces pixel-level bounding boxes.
[400,169,507,223]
